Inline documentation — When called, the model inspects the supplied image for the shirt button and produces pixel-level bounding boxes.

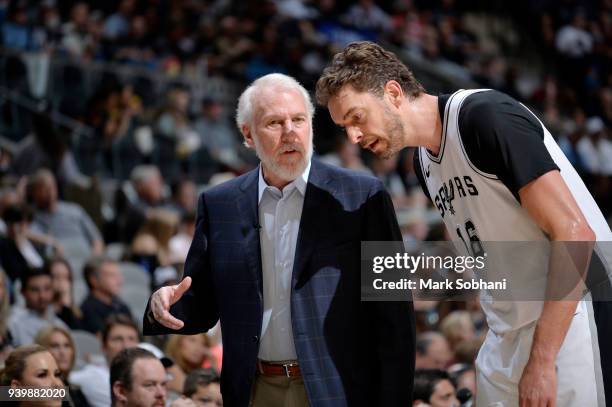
[252,335,259,342]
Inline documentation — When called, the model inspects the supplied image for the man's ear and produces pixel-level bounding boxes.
[383,80,404,108]
[10,379,21,387]
[112,381,128,404]
[241,125,255,149]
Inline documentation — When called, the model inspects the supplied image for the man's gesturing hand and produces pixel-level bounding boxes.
[150,277,192,330]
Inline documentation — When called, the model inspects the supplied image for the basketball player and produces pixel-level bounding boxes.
[316,41,612,406]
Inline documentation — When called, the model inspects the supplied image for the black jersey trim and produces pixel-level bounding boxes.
[455,90,499,181]
[417,147,433,201]
[426,90,460,164]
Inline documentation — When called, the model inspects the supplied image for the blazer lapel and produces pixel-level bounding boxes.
[238,169,263,293]
[292,160,335,284]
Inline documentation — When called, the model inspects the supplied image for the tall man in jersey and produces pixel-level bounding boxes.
[316,41,611,406]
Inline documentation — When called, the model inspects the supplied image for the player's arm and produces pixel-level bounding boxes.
[518,171,595,407]
[458,92,594,406]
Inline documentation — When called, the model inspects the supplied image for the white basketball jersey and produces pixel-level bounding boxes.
[417,89,612,333]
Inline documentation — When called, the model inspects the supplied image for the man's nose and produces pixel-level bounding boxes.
[282,119,296,134]
[346,126,362,144]
[155,384,167,397]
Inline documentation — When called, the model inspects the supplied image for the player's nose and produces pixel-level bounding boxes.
[346,126,362,144]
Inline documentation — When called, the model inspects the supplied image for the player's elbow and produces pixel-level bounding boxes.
[575,223,596,241]
[552,220,596,242]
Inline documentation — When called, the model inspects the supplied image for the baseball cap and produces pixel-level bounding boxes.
[137,342,174,368]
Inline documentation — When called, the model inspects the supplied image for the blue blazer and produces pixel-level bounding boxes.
[144,159,415,406]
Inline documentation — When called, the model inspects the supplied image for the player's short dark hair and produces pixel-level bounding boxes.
[101,314,140,345]
[413,369,452,403]
[110,347,157,405]
[20,267,52,291]
[315,41,424,106]
[183,368,220,397]
[83,256,115,291]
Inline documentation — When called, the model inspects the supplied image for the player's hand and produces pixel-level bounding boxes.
[518,358,557,407]
[150,277,192,330]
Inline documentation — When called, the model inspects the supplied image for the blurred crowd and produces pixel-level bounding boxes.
[0,0,611,406]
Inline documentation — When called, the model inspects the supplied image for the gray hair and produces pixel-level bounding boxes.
[130,165,160,187]
[235,73,315,130]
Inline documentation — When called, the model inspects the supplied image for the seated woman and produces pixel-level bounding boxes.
[0,205,63,289]
[35,326,89,407]
[46,258,83,330]
[0,344,64,407]
[164,334,219,395]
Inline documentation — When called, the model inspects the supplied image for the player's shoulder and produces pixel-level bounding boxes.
[314,158,384,191]
[200,169,256,201]
[460,89,517,119]
[458,89,541,134]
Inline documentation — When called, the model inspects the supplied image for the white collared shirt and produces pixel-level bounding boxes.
[257,161,310,361]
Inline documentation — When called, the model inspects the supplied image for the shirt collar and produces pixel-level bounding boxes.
[258,160,311,203]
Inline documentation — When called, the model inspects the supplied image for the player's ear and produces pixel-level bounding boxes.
[241,124,255,149]
[112,381,128,403]
[384,80,403,108]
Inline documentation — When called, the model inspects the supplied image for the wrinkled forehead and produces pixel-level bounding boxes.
[253,87,309,120]
[25,351,56,371]
[131,358,166,382]
[328,85,368,124]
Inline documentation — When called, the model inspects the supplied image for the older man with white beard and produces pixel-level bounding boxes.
[143,73,415,407]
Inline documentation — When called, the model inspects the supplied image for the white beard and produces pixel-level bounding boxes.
[252,130,313,182]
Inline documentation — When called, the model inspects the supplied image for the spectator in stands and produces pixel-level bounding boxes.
[8,267,69,346]
[29,169,104,256]
[60,2,94,58]
[321,136,371,173]
[131,209,179,271]
[0,269,12,362]
[46,258,83,330]
[11,112,83,186]
[413,369,460,407]
[1,4,35,51]
[194,98,246,171]
[342,0,393,34]
[156,84,200,159]
[0,205,46,283]
[101,83,143,146]
[439,310,477,354]
[34,326,88,407]
[448,363,476,401]
[169,179,197,216]
[113,15,158,68]
[182,368,223,407]
[119,165,166,242]
[168,211,196,265]
[70,314,140,407]
[0,187,22,236]
[110,347,168,407]
[0,345,64,407]
[164,334,218,394]
[80,257,132,334]
[415,331,453,370]
[370,153,408,202]
[103,0,136,40]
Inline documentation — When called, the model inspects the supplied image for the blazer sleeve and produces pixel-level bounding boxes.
[362,179,416,405]
[143,193,219,335]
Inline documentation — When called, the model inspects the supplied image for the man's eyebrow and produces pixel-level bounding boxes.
[342,106,358,121]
